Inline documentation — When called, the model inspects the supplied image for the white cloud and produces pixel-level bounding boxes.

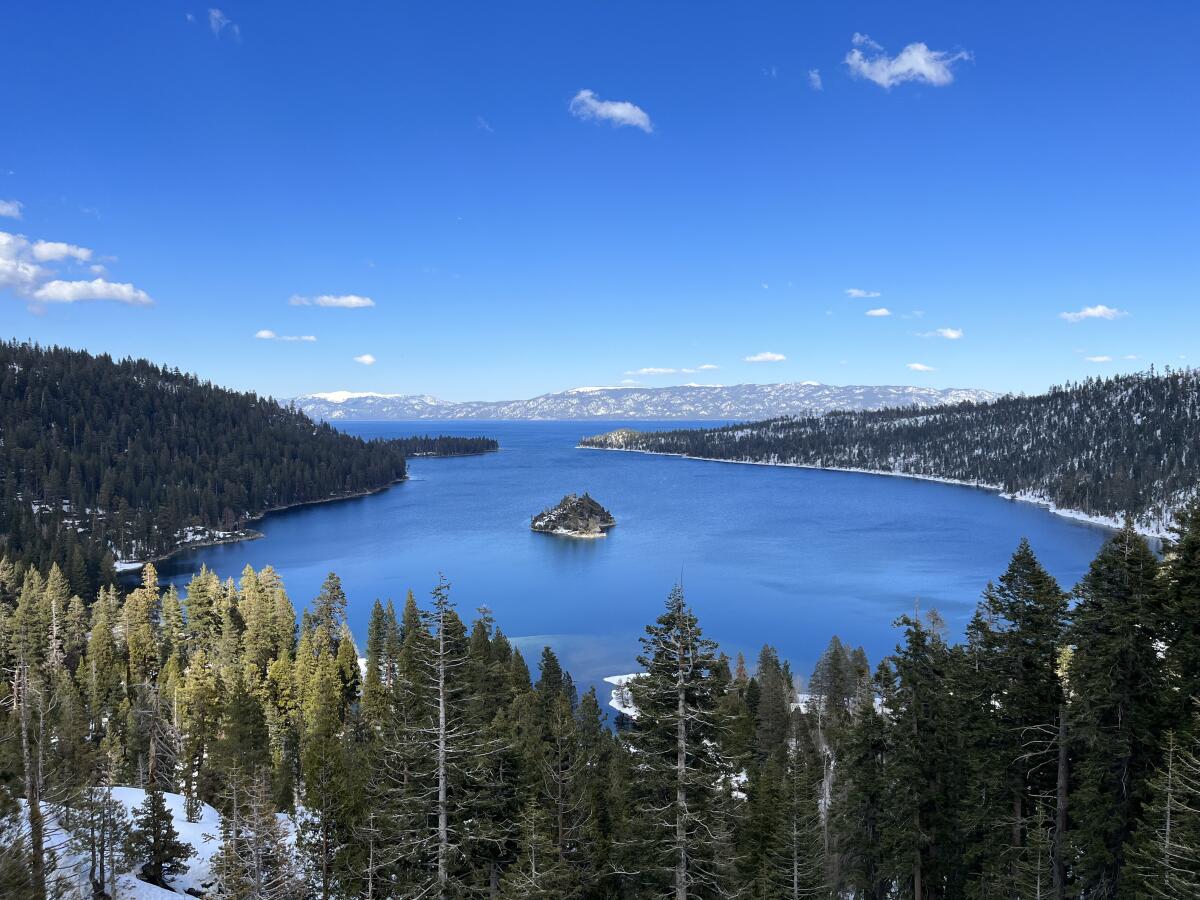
[865,307,891,317]
[2,229,151,309]
[919,327,963,340]
[569,89,653,133]
[1085,355,1113,363]
[845,35,972,89]
[744,351,786,363]
[845,288,880,298]
[208,8,239,39]
[476,116,494,133]
[906,362,936,372]
[32,240,93,263]
[808,69,823,91]
[354,354,377,366]
[0,200,22,219]
[0,232,47,290]
[290,293,376,308]
[852,32,882,51]
[695,363,719,371]
[1060,304,1127,323]
[32,278,152,305]
[1123,354,1139,360]
[255,329,316,342]
[625,367,676,376]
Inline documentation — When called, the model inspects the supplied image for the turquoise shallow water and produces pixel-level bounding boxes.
[154,420,1111,700]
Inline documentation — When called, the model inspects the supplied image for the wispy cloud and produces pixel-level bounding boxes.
[1060,304,1127,323]
[255,329,316,342]
[290,294,376,308]
[845,288,880,298]
[918,327,963,340]
[33,278,152,306]
[1085,355,1113,363]
[808,69,823,91]
[744,351,786,363]
[906,362,936,372]
[208,8,240,39]
[0,200,22,219]
[354,353,377,366]
[475,116,494,133]
[569,89,653,133]
[625,363,719,376]
[865,307,891,317]
[845,34,972,89]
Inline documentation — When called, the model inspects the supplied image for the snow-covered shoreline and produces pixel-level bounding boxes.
[578,445,1170,539]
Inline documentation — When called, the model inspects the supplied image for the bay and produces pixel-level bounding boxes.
[154,420,1111,703]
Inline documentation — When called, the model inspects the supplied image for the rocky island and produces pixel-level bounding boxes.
[531,493,617,538]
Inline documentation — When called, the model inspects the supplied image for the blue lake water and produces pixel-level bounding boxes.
[154,420,1112,703]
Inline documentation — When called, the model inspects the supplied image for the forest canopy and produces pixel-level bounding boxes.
[0,340,496,594]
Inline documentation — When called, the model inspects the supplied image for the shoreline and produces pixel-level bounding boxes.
[578,445,1170,539]
[117,477,409,575]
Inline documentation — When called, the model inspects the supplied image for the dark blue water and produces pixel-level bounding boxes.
[155,420,1111,700]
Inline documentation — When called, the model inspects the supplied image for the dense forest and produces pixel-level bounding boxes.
[581,369,1200,532]
[2,505,1199,898]
[0,341,496,594]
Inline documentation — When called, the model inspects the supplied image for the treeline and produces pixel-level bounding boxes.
[390,434,498,457]
[0,340,495,596]
[2,509,1200,897]
[581,369,1200,531]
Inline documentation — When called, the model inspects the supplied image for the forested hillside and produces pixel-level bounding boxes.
[582,369,1200,533]
[0,341,496,594]
[2,507,1199,897]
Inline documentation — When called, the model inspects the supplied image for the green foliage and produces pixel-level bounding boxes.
[581,368,1200,528]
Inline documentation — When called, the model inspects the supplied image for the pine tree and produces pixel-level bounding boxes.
[1068,523,1170,896]
[498,798,575,899]
[960,540,1068,896]
[877,612,968,899]
[832,681,889,900]
[126,787,194,888]
[1124,729,1200,898]
[211,769,303,900]
[1164,502,1200,728]
[626,585,739,899]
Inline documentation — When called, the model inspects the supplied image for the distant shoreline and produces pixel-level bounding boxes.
[578,445,1168,540]
[117,477,410,576]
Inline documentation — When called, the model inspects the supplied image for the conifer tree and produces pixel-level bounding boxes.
[126,787,194,888]
[626,585,739,899]
[1068,524,1170,896]
[1124,728,1200,898]
[961,540,1068,895]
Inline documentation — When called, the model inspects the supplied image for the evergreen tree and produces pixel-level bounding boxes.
[126,787,194,888]
[626,585,739,898]
[1068,524,1170,896]
[1124,729,1200,898]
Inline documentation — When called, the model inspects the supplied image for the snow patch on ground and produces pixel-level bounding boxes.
[604,673,644,718]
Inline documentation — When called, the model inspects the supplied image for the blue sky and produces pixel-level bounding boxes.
[2,1,1197,400]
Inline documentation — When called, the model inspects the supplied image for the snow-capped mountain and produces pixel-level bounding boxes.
[292,383,1000,421]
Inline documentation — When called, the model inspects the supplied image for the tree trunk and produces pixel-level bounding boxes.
[1052,706,1068,900]
[16,665,48,900]
[675,655,688,900]
[437,616,449,900]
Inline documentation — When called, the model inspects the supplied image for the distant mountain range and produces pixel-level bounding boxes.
[291,383,1000,421]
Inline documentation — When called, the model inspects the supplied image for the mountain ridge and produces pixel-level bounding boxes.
[293,382,1001,421]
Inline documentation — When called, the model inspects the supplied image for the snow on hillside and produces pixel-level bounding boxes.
[38,788,222,898]
[605,673,644,718]
[293,382,999,422]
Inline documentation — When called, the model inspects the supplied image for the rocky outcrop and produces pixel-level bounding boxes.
[531,493,616,538]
